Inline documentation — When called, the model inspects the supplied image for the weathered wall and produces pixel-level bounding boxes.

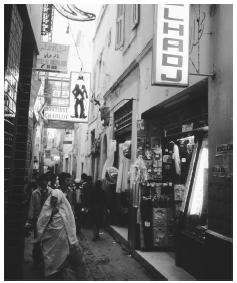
[26,4,43,52]
[208,4,233,236]
[91,4,233,237]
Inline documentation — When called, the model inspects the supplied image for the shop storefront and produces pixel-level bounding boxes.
[125,78,212,278]
[124,5,232,280]
[90,4,232,280]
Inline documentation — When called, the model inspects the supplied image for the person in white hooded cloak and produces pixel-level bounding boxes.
[36,189,78,278]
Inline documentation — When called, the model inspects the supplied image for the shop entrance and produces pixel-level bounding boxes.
[112,100,133,229]
[137,78,209,278]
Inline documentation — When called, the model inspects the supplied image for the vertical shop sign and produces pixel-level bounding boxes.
[152,4,190,86]
[69,72,90,123]
[36,42,69,73]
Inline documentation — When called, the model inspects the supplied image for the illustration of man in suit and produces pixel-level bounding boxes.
[71,75,88,118]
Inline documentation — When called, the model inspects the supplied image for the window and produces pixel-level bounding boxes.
[114,99,133,134]
[4,5,23,122]
[4,5,23,189]
[131,4,140,30]
[115,4,125,49]
[121,5,140,54]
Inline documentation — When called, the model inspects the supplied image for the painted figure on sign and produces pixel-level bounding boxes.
[71,75,88,118]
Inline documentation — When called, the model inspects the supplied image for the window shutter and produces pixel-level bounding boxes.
[132,4,139,30]
[115,4,125,49]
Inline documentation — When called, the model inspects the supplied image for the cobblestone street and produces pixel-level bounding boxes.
[23,228,153,281]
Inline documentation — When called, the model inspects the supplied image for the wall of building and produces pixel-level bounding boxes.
[208,4,233,237]
[91,4,213,168]
[92,4,214,121]
[90,5,154,174]
[138,50,206,118]
[91,5,155,109]
[26,4,43,52]
[89,4,233,279]
[4,5,43,280]
[138,4,213,118]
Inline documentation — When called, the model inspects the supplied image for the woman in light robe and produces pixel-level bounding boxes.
[36,189,78,278]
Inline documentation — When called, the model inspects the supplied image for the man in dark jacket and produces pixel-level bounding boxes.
[25,173,53,268]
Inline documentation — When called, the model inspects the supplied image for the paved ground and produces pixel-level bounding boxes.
[23,227,153,281]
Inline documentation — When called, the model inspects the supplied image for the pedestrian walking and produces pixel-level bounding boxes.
[45,171,56,189]
[25,173,53,269]
[23,177,38,234]
[36,189,78,279]
[74,178,83,234]
[89,180,106,241]
[80,173,90,227]
[83,176,93,209]
[58,172,76,213]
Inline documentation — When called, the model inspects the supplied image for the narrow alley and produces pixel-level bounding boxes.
[23,228,153,281]
[4,4,233,281]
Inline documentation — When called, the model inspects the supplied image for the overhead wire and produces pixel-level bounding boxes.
[66,19,84,72]
[54,5,98,106]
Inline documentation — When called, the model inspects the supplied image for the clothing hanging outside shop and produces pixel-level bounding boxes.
[101,139,117,180]
[130,155,148,249]
[116,141,131,193]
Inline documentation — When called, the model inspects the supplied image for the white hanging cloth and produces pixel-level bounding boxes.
[173,143,181,176]
[101,139,117,179]
[116,143,131,193]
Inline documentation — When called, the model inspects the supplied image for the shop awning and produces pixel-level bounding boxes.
[141,78,208,121]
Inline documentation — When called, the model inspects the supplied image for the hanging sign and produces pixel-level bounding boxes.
[44,105,69,120]
[46,79,70,107]
[36,42,70,73]
[68,72,90,123]
[43,72,90,124]
[152,4,190,86]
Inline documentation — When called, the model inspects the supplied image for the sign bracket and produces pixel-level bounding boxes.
[189,72,216,79]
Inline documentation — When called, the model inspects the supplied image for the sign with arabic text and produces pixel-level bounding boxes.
[36,42,69,73]
[152,4,190,86]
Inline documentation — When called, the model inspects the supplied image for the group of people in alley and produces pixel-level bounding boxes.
[24,171,107,279]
